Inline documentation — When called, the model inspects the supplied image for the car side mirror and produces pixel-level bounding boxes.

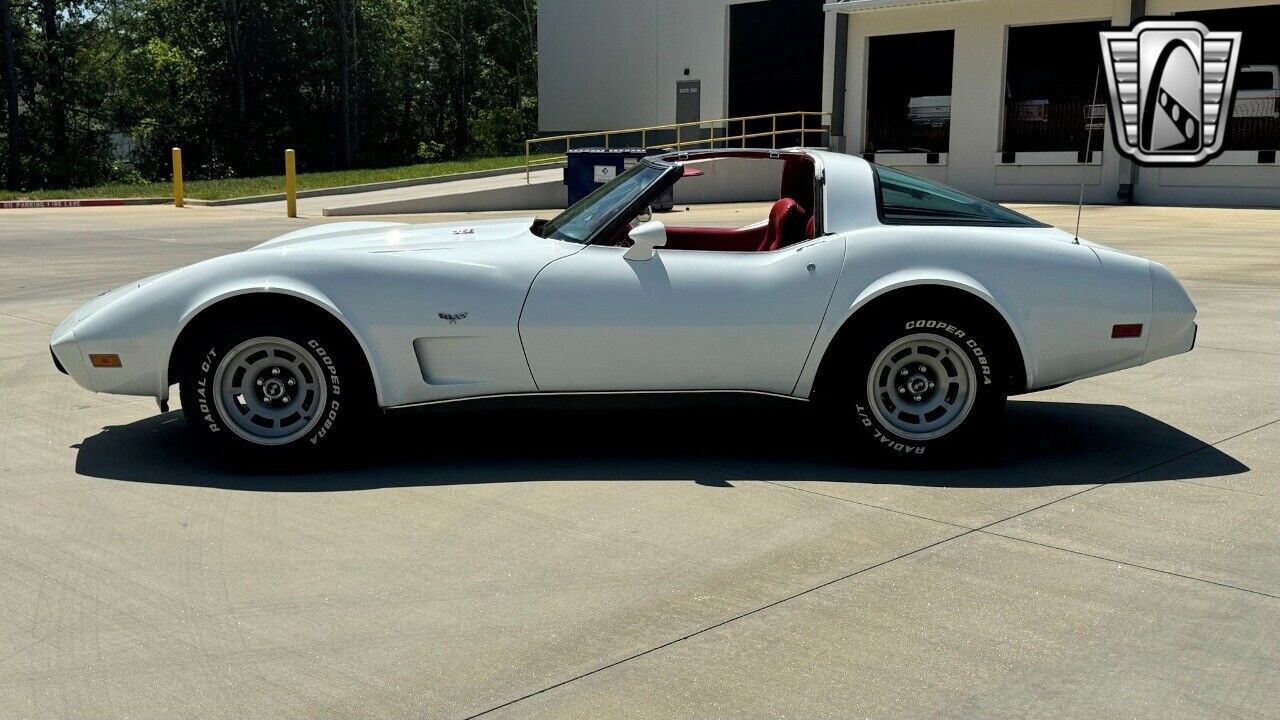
[637,205,653,225]
[624,220,667,261]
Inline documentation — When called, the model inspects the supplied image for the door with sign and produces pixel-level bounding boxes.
[677,80,701,125]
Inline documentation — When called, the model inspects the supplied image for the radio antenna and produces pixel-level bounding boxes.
[1074,65,1102,244]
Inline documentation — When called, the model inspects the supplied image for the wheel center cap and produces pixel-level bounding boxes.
[907,375,930,395]
[262,377,286,399]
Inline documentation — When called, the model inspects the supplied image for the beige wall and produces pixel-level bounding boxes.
[538,0,660,133]
[834,0,1280,207]
[539,0,748,133]
[538,0,1277,206]
[839,0,1132,204]
[539,0,837,135]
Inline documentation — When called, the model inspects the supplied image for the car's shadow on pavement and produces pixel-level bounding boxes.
[73,399,1248,491]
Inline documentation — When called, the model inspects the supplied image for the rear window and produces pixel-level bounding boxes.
[873,165,1045,227]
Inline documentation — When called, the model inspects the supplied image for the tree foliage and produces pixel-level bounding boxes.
[0,0,538,190]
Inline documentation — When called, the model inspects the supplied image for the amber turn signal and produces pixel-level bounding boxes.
[88,354,123,368]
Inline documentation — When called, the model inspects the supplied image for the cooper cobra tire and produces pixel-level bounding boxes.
[179,316,370,459]
[831,311,1008,461]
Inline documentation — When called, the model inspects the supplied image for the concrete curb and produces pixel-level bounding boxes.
[0,197,169,210]
[0,162,565,210]
[185,162,566,207]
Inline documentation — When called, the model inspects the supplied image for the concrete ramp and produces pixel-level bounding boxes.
[670,157,782,205]
[322,169,565,216]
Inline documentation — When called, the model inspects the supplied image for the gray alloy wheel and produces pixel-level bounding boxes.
[212,336,328,446]
[866,333,977,441]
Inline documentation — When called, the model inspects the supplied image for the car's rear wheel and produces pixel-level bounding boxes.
[179,317,368,458]
[825,310,1008,461]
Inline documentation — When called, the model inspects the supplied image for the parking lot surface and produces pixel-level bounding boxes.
[1,203,1277,718]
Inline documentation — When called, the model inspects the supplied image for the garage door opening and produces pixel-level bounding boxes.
[1178,5,1280,151]
[1002,21,1108,154]
[727,0,825,148]
[865,30,955,154]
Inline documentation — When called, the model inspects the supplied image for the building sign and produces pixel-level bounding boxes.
[1014,99,1049,122]
[1084,103,1107,130]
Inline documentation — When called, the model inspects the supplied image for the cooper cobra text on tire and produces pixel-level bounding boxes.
[179,316,366,457]
[833,311,1009,460]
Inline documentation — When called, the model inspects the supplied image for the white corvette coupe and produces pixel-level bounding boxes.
[51,149,1196,461]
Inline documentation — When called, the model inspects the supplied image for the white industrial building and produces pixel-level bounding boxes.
[538,0,1280,207]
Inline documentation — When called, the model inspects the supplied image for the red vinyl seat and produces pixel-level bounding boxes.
[758,198,807,252]
[780,156,817,240]
[639,156,818,253]
[780,157,815,219]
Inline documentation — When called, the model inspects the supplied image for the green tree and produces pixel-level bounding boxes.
[0,0,539,190]
[1,0,22,189]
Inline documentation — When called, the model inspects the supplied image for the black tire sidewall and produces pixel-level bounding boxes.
[179,320,361,456]
[841,314,1006,459]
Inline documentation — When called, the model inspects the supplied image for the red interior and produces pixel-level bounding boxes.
[607,154,818,252]
[663,156,816,252]
[779,156,815,224]
[759,198,807,251]
[661,224,769,252]
[780,156,818,241]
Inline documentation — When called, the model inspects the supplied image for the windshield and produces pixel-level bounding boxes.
[541,162,669,244]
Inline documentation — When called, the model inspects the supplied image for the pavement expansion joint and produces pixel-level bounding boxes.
[976,529,1280,601]
[460,526,975,720]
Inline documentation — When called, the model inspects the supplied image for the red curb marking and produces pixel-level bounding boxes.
[0,199,165,209]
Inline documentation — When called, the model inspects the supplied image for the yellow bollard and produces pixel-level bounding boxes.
[284,149,297,218]
[171,147,184,208]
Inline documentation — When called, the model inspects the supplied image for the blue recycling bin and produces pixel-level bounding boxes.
[564,148,646,206]
[564,148,674,211]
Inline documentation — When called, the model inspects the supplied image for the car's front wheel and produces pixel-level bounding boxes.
[179,317,368,458]
[827,310,1009,461]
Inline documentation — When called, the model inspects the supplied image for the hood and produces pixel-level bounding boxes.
[251,218,541,254]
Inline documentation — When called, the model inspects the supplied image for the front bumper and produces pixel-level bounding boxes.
[49,321,95,392]
[49,275,176,398]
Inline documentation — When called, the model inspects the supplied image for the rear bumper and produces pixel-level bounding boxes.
[1142,262,1198,364]
[1143,317,1197,364]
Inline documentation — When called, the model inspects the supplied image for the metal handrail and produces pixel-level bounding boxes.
[524,110,831,182]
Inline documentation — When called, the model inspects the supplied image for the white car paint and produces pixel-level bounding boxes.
[520,236,845,394]
[51,150,1196,413]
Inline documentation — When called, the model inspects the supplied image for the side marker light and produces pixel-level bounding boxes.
[89,354,123,368]
[1111,324,1143,339]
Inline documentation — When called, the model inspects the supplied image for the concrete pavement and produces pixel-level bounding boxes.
[0,203,1277,719]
